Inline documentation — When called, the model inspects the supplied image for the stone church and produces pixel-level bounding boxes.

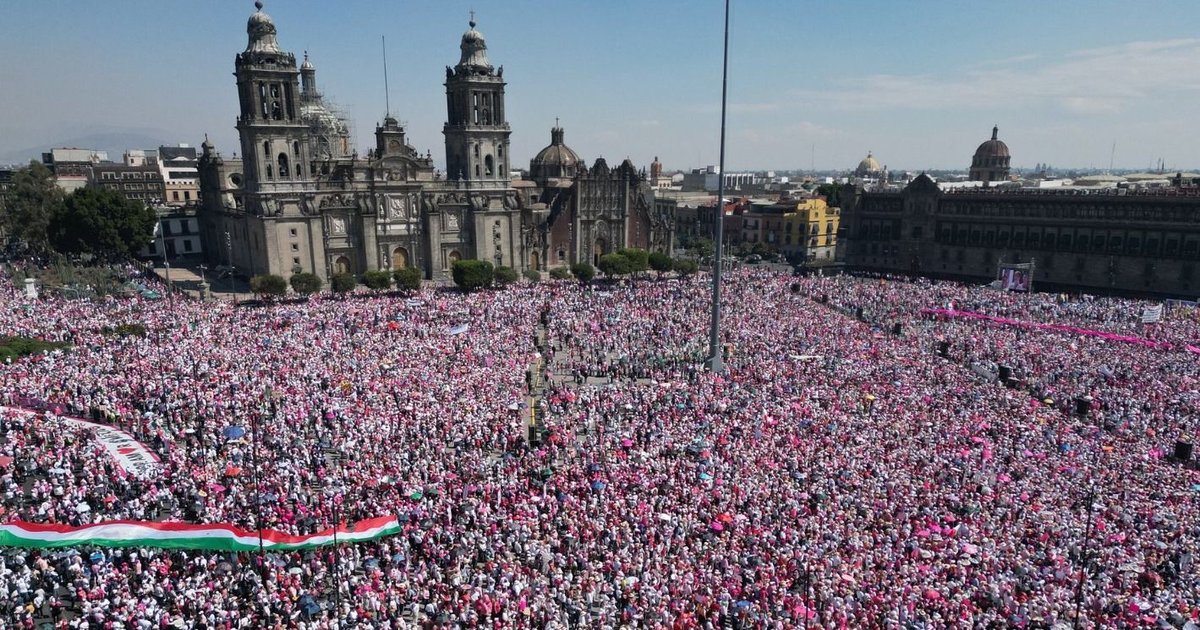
[198,2,674,281]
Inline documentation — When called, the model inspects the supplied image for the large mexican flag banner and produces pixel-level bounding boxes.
[0,516,401,551]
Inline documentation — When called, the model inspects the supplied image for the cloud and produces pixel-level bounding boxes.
[794,38,1200,116]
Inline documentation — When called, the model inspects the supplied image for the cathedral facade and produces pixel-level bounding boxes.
[198,3,673,281]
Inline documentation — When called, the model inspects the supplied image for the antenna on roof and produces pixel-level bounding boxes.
[382,35,391,117]
[1108,140,1116,175]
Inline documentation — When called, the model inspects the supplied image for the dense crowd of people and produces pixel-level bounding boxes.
[0,265,1196,628]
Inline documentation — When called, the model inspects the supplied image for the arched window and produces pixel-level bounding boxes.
[485,155,494,177]
[475,164,481,178]
[482,109,491,124]
[293,141,300,157]
[334,256,351,275]
[277,154,290,178]
[447,250,461,268]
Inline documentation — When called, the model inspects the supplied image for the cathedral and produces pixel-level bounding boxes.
[198,2,674,281]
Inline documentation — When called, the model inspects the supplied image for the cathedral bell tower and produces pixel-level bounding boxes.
[443,16,512,188]
[234,1,312,194]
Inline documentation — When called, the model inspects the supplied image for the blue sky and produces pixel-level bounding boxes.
[2,1,1199,172]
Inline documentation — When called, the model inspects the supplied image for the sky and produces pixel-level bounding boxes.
[2,0,1200,172]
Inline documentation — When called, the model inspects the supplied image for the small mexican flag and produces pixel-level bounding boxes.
[0,516,401,551]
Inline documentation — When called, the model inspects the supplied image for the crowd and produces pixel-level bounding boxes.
[0,265,1195,628]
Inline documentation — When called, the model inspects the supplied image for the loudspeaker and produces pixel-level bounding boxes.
[892,323,903,336]
[1175,440,1194,462]
[1075,396,1092,416]
[855,307,864,320]
[791,283,801,294]
[937,341,950,358]
[998,365,1012,382]
[1005,377,1019,389]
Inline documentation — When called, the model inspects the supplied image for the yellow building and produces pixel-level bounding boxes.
[780,197,839,264]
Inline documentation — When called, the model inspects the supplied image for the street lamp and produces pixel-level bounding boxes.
[323,448,344,629]
[250,385,277,587]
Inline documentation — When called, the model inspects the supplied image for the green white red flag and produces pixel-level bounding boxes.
[0,516,401,551]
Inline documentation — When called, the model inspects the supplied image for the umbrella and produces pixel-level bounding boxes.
[709,521,724,532]
[698,472,713,481]
[75,502,91,513]
[409,491,424,501]
[590,480,607,491]
[224,466,242,477]
[222,426,246,440]
[0,456,12,468]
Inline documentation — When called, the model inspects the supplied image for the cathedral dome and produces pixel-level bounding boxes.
[457,18,492,71]
[855,152,882,176]
[244,1,283,55]
[974,126,1010,160]
[530,126,581,181]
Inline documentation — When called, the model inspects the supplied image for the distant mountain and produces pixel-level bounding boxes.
[0,130,177,167]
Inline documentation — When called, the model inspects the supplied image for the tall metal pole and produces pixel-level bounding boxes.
[707,0,732,373]
[1073,488,1096,629]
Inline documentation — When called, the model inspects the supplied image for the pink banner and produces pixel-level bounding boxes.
[921,308,1178,351]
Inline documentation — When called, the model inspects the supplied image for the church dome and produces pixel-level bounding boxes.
[530,126,581,181]
[244,1,284,55]
[974,126,1010,160]
[457,18,492,71]
[855,152,882,175]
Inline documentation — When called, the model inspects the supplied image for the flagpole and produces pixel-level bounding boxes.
[708,0,731,373]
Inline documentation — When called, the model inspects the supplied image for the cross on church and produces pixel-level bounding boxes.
[469,9,475,26]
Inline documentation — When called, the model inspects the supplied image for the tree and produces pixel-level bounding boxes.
[330,273,356,294]
[3,161,63,254]
[816,183,846,206]
[618,248,649,278]
[49,188,157,258]
[250,274,287,298]
[452,259,494,291]
[289,272,322,295]
[549,267,573,281]
[494,266,519,287]
[672,258,699,277]
[522,269,541,283]
[648,251,673,278]
[570,262,595,283]
[393,267,422,292]
[361,270,392,290]
[688,238,715,259]
[597,253,632,278]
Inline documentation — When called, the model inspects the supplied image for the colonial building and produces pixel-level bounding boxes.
[840,173,1200,297]
[198,2,672,281]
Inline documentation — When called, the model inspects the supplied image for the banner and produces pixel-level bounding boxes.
[1141,304,1163,324]
[0,515,402,551]
[1,406,160,479]
[921,308,1175,350]
[445,323,470,335]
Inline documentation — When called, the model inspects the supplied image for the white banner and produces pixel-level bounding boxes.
[1141,304,1163,324]
[1,406,160,479]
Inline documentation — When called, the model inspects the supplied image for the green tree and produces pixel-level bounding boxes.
[289,272,322,295]
[688,238,715,259]
[361,270,392,290]
[250,274,288,298]
[330,273,356,294]
[494,265,519,287]
[49,188,157,258]
[648,251,673,277]
[597,253,632,278]
[2,161,62,253]
[816,183,845,206]
[549,267,573,280]
[522,269,541,283]
[672,258,699,277]
[617,248,649,278]
[452,259,494,291]
[570,262,595,283]
[393,267,422,292]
